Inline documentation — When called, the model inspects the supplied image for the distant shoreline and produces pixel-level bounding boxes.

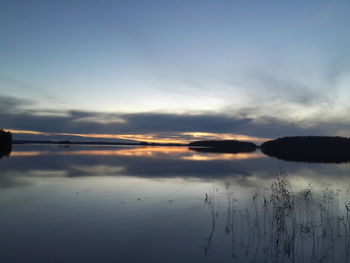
[12,140,188,147]
[5,136,350,164]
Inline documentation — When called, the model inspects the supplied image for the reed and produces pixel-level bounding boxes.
[202,172,350,262]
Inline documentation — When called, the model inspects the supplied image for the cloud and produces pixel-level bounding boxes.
[2,94,350,143]
[0,96,32,113]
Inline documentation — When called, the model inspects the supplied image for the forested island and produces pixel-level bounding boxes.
[188,136,350,162]
[261,136,350,163]
[0,129,12,159]
[188,140,257,153]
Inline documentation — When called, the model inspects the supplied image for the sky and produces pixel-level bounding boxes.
[1,0,350,143]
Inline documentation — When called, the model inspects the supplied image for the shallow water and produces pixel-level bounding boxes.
[1,144,350,262]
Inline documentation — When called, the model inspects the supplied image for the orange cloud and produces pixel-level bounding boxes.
[8,129,51,136]
[182,132,270,142]
[8,129,270,144]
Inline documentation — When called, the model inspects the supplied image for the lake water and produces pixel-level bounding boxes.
[1,144,350,262]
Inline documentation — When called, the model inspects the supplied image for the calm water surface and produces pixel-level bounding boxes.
[1,144,350,262]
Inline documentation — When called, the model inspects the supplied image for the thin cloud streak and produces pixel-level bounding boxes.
[7,129,269,144]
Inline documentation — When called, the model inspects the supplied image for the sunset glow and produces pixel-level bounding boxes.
[182,152,265,161]
[7,129,269,144]
[182,132,270,143]
[2,2,350,263]
[10,146,264,161]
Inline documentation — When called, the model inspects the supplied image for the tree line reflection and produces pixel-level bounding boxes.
[9,146,265,161]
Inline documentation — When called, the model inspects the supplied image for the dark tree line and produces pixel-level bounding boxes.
[0,129,12,159]
[261,136,350,163]
[189,140,257,153]
[188,137,350,163]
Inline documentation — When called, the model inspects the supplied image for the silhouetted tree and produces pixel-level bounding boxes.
[0,129,12,159]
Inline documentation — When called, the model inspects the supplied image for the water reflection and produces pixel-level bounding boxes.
[0,144,11,159]
[3,145,350,188]
[2,145,350,262]
[10,146,264,160]
[189,146,256,154]
[262,147,350,163]
[182,152,264,161]
[10,146,189,158]
[202,174,350,262]
[1,145,271,187]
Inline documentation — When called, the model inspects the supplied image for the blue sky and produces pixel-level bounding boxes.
[1,0,350,142]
